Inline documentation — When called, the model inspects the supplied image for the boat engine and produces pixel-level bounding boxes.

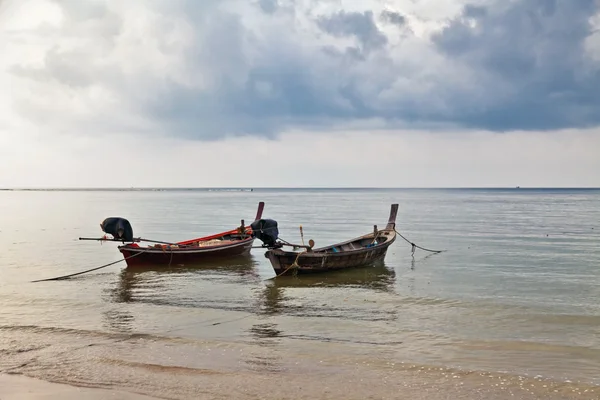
[100,217,134,242]
[251,218,279,247]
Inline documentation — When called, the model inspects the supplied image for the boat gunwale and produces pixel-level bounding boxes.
[265,202,398,258]
[118,236,254,254]
[116,201,265,255]
[266,229,396,258]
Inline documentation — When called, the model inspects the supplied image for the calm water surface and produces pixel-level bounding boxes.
[1,188,599,397]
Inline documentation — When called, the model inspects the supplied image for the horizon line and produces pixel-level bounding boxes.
[1,186,600,191]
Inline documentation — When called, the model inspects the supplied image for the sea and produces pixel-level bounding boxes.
[1,188,599,399]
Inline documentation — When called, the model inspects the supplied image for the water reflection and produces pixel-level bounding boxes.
[248,323,282,344]
[266,262,395,291]
[256,283,288,316]
[245,324,284,372]
[105,255,260,305]
[102,309,135,333]
[410,252,440,270]
[123,255,260,275]
[243,353,284,373]
[255,262,395,317]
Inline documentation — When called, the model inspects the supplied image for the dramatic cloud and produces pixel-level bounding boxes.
[316,11,389,52]
[380,10,408,27]
[0,0,599,190]
[432,0,600,130]
[3,0,600,142]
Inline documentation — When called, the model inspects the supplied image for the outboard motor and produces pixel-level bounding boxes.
[100,217,134,242]
[251,219,279,247]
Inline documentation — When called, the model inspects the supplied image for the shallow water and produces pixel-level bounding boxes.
[1,188,599,398]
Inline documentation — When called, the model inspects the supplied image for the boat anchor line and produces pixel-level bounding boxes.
[393,228,445,256]
[30,250,150,283]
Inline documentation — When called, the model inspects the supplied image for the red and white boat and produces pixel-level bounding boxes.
[96,202,266,267]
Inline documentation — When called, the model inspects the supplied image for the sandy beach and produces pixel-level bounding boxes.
[2,362,598,400]
[0,374,158,400]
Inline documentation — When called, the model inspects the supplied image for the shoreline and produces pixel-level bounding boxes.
[2,319,599,399]
[0,374,160,400]
[3,361,598,400]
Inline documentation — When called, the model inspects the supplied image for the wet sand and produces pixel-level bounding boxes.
[2,368,598,400]
[2,359,598,400]
[0,374,158,399]
[1,324,598,400]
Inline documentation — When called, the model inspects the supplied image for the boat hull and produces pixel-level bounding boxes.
[114,201,266,268]
[119,238,255,267]
[265,235,395,276]
[263,203,399,276]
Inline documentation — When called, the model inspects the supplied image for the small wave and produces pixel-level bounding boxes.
[101,358,223,375]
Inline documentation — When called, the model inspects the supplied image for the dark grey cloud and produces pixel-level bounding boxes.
[7,0,600,140]
[432,0,600,131]
[316,11,388,52]
[380,10,407,27]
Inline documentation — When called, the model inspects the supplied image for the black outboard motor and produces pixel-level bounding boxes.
[100,217,134,242]
[251,219,279,247]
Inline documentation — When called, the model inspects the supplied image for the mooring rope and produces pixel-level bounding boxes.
[272,250,304,278]
[394,228,444,255]
[31,250,148,283]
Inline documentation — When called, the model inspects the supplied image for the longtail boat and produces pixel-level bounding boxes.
[254,204,398,276]
[86,202,265,267]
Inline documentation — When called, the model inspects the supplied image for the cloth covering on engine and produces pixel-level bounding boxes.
[101,217,134,242]
[251,219,279,247]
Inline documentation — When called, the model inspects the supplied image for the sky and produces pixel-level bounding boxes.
[1,0,599,188]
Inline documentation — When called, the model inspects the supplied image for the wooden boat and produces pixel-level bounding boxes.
[115,202,265,267]
[262,204,398,276]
